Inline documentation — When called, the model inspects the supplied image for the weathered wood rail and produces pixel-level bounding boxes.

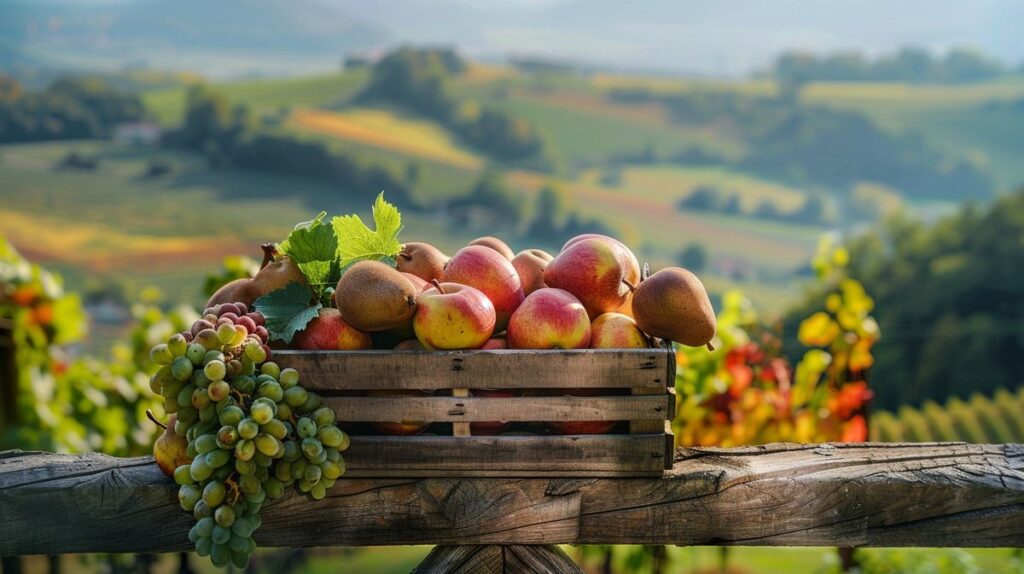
[3,442,1024,560]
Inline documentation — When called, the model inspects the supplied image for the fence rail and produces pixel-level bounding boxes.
[2,442,1023,557]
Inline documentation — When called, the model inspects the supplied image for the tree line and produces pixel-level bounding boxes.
[772,46,1010,85]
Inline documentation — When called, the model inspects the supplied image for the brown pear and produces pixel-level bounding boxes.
[396,242,449,283]
[206,244,308,307]
[335,261,418,331]
[468,236,515,260]
[511,249,553,295]
[206,277,259,308]
[632,267,716,347]
[152,414,190,477]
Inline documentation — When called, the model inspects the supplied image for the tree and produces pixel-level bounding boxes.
[677,186,723,211]
[526,184,569,241]
[677,243,708,272]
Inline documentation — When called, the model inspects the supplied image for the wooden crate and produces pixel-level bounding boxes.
[274,346,676,477]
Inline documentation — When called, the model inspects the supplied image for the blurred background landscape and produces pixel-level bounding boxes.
[2,1,1023,572]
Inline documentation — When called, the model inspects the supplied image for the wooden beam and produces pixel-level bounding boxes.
[412,545,583,574]
[2,442,1023,555]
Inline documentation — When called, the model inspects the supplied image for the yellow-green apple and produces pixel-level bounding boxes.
[442,246,524,331]
[590,312,649,349]
[543,237,633,318]
[153,414,191,477]
[396,242,448,283]
[507,288,591,349]
[480,337,507,350]
[511,249,553,295]
[414,281,496,350]
[561,233,640,287]
[468,236,515,260]
[293,308,373,350]
[469,388,521,435]
[367,389,434,435]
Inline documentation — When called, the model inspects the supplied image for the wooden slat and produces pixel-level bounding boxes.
[3,443,1024,553]
[322,395,671,423]
[340,434,670,477]
[629,386,666,433]
[274,349,672,390]
[451,389,470,436]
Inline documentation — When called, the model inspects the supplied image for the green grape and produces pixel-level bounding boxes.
[195,433,218,455]
[216,425,239,447]
[237,376,257,395]
[205,448,231,469]
[178,484,201,511]
[240,357,256,376]
[176,384,197,407]
[148,374,164,395]
[245,340,267,363]
[312,406,336,427]
[317,425,344,448]
[298,392,322,414]
[264,477,284,499]
[211,523,232,544]
[168,333,188,357]
[321,477,336,490]
[196,329,221,350]
[238,418,259,440]
[337,431,350,452]
[230,325,249,347]
[228,533,249,554]
[260,362,281,379]
[296,417,317,439]
[195,536,212,557]
[194,500,212,520]
[199,404,217,423]
[310,448,328,465]
[175,406,198,426]
[302,437,323,460]
[162,378,185,400]
[304,464,322,484]
[211,543,231,568]
[213,465,233,481]
[150,343,173,366]
[216,323,236,345]
[196,517,216,538]
[275,403,293,421]
[255,374,276,387]
[226,359,243,378]
[204,360,227,382]
[256,380,283,402]
[274,461,293,482]
[173,464,194,486]
[251,400,274,425]
[291,458,308,478]
[310,481,327,500]
[219,405,244,426]
[253,451,273,468]
[207,380,230,402]
[202,480,226,508]
[239,474,261,496]
[203,350,225,365]
[186,342,207,365]
[254,433,281,457]
[188,524,202,544]
[185,441,199,459]
[283,386,308,408]
[235,439,255,461]
[261,418,288,440]
[191,387,211,410]
[279,368,300,388]
[325,448,341,463]
[163,397,179,415]
[321,459,342,480]
[231,516,254,538]
[231,550,251,569]
[283,440,301,462]
[171,356,194,381]
[247,488,267,504]
[215,504,236,528]
[235,458,256,476]
[215,395,238,414]
[255,466,270,482]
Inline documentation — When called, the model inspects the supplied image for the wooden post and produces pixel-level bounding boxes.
[451,388,470,437]
[412,545,583,574]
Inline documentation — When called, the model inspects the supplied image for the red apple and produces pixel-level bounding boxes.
[293,308,373,350]
[544,237,634,318]
[562,233,640,287]
[480,338,507,350]
[469,388,520,435]
[442,245,525,331]
[366,390,433,435]
[590,312,649,349]
[507,288,591,349]
[512,249,553,295]
[468,236,515,260]
[401,272,431,293]
[414,281,496,350]
[394,339,426,350]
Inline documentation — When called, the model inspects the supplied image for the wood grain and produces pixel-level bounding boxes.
[413,545,583,574]
[322,394,672,423]
[274,348,674,391]
[3,443,1023,554]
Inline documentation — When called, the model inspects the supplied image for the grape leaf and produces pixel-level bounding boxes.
[333,193,403,268]
[253,281,322,344]
[278,212,341,292]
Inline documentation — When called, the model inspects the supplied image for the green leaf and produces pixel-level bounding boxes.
[333,192,403,268]
[278,211,342,293]
[253,282,322,344]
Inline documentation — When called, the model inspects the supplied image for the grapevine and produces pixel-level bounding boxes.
[149,302,347,568]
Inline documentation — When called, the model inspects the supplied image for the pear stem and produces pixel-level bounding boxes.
[259,243,276,269]
[431,279,445,295]
[706,342,716,352]
[399,253,413,261]
[145,409,166,430]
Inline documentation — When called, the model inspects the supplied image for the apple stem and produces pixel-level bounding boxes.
[431,279,445,295]
[622,278,637,292]
[145,409,166,430]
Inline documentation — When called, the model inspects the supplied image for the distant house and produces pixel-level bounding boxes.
[114,122,162,146]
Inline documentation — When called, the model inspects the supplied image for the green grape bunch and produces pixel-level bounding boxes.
[148,302,348,568]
